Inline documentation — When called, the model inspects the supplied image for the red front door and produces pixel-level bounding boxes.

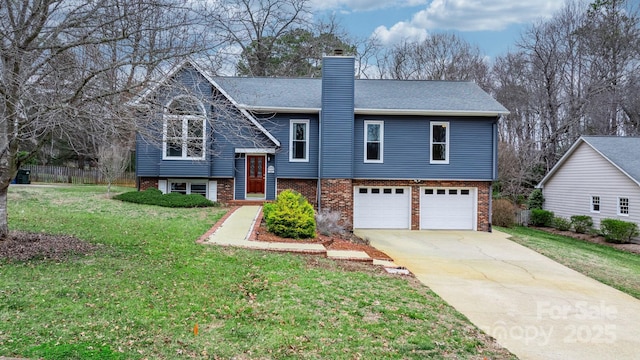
[246,155,265,195]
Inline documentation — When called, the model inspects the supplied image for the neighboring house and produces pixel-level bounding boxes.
[131,56,508,231]
[537,136,640,229]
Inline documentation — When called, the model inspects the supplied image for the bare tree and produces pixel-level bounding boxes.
[208,0,313,76]
[0,0,214,240]
[380,33,489,87]
[97,141,131,197]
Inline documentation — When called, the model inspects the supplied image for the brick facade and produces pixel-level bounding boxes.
[216,178,235,204]
[139,177,158,191]
[276,179,318,207]
[320,179,354,227]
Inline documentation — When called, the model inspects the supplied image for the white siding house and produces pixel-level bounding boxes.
[537,136,640,229]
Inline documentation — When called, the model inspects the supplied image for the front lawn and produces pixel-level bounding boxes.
[1,185,513,359]
[498,226,640,300]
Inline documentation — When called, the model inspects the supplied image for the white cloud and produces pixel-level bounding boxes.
[310,0,427,12]
[411,0,564,31]
[369,0,566,45]
[373,22,428,45]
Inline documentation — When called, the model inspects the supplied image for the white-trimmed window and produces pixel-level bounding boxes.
[163,96,206,160]
[289,119,309,162]
[430,121,449,164]
[169,180,207,197]
[619,197,629,216]
[364,120,384,163]
[591,196,600,213]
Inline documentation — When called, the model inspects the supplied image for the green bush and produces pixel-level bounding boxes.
[552,217,571,231]
[570,215,593,234]
[264,190,316,239]
[527,189,544,210]
[114,188,217,208]
[530,209,554,227]
[600,218,640,244]
[492,198,515,227]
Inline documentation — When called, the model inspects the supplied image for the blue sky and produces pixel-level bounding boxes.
[308,0,573,59]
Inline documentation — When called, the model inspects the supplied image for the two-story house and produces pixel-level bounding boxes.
[132,55,508,231]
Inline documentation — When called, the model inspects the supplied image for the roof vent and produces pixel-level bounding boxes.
[333,49,344,56]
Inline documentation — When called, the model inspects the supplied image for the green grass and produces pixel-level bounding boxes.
[0,186,514,359]
[498,226,640,299]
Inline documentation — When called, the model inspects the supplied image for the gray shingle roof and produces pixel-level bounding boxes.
[212,76,508,115]
[582,136,640,184]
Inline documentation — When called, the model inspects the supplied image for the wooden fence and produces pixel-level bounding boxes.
[516,210,530,226]
[22,165,136,186]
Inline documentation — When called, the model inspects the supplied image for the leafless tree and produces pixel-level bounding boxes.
[380,33,490,87]
[208,0,313,76]
[97,141,131,197]
[0,0,215,240]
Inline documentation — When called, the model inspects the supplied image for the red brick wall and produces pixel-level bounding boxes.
[320,179,354,227]
[139,177,158,191]
[351,179,492,232]
[276,179,318,207]
[216,178,235,204]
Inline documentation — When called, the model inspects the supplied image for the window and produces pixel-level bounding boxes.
[619,197,629,215]
[290,119,309,162]
[591,196,600,213]
[364,120,383,162]
[461,190,470,195]
[430,122,449,164]
[169,180,207,197]
[163,96,206,160]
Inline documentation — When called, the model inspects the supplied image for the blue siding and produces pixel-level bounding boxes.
[353,116,497,180]
[234,158,245,199]
[266,156,276,200]
[261,114,319,178]
[320,57,355,178]
[136,134,160,176]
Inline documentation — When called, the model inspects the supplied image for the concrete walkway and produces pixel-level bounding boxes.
[203,206,375,262]
[355,229,640,360]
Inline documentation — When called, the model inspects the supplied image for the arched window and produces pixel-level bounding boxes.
[163,96,206,159]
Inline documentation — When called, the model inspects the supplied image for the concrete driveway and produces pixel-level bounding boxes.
[355,229,640,360]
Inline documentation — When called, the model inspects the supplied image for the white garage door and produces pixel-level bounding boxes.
[420,188,476,230]
[354,187,411,229]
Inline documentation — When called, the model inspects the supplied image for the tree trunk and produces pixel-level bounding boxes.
[0,184,8,240]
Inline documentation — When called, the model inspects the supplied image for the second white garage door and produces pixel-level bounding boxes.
[420,187,476,230]
[353,187,411,229]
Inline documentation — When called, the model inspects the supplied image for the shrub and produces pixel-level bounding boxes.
[530,209,554,227]
[264,190,316,239]
[552,217,571,231]
[316,209,348,236]
[600,218,640,244]
[492,198,515,228]
[570,215,593,234]
[114,188,217,208]
[527,189,544,210]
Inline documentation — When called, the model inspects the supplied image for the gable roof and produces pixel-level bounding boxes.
[538,136,640,188]
[129,59,280,147]
[212,76,509,116]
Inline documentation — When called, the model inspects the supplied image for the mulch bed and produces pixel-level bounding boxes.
[533,226,640,255]
[0,231,98,262]
[254,220,393,261]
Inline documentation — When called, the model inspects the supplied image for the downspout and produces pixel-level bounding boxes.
[489,118,499,232]
[317,110,322,211]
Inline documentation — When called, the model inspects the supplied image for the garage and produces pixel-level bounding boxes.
[420,187,476,230]
[353,186,411,229]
